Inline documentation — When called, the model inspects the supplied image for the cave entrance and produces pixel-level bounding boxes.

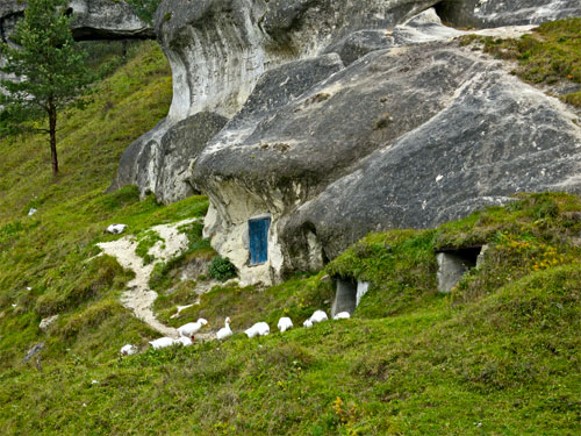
[433,0,473,27]
[436,246,482,293]
[249,215,271,265]
[332,277,370,317]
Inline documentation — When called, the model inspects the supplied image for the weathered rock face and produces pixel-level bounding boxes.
[110,1,581,284]
[0,1,153,43]
[194,54,345,284]
[154,112,228,203]
[111,112,228,203]
[69,0,154,40]
[436,0,581,28]
[281,62,581,264]
[112,0,442,202]
[190,11,581,283]
[154,0,440,122]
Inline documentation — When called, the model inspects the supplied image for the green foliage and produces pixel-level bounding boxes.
[34,255,133,317]
[1,194,580,433]
[0,0,94,175]
[80,40,143,81]
[0,0,93,108]
[208,255,238,282]
[126,0,162,24]
[327,229,439,317]
[135,230,163,264]
[0,39,172,370]
[458,18,581,107]
[0,14,580,432]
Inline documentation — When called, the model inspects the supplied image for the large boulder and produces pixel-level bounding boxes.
[435,0,581,28]
[113,0,441,198]
[110,112,228,203]
[153,0,440,121]
[108,1,581,284]
[282,63,581,265]
[191,16,581,283]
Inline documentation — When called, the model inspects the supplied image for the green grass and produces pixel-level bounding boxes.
[459,18,581,106]
[0,28,580,435]
[0,39,186,369]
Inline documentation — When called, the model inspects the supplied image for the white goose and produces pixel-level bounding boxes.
[309,310,328,324]
[216,317,233,340]
[120,344,138,356]
[149,337,175,349]
[174,336,193,347]
[245,322,270,338]
[277,317,294,333]
[333,311,351,320]
[177,318,208,340]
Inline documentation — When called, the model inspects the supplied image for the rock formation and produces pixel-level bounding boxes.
[112,0,443,202]
[436,0,581,28]
[0,1,153,43]
[1,1,154,85]
[110,1,581,284]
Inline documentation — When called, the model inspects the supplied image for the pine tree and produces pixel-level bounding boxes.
[0,0,93,176]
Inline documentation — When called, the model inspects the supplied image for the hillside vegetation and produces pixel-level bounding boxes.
[0,27,580,435]
[459,17,581,107]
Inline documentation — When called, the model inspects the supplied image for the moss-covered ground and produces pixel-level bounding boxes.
[0,28,580,435]
[459,17,581,107]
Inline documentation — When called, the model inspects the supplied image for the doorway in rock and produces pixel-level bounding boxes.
[332,277,370,317]
[436,246,482,293]
[249,215,271,265]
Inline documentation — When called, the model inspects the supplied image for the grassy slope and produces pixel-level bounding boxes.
[459,17,581,106]
[0,25,580,435]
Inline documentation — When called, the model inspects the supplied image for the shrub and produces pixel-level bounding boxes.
[208,256,237,282]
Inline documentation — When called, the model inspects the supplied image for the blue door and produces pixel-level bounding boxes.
[249,216,271,265]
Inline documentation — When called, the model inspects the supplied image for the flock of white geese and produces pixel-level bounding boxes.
[120,309,351,355]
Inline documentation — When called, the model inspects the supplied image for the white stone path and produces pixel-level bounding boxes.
[97,219,197,338]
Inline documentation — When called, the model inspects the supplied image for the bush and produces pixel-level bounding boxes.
[208,256,237,282]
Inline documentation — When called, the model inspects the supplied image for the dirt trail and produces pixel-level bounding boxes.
[97,219,197,338]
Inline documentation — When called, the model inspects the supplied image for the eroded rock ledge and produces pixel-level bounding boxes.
[0,1,154,43]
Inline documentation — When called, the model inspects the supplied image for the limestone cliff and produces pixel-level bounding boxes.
[111,0,581,284]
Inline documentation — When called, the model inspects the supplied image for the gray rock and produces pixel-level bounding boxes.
[69,0,155,40]
[110,112,227,203]
[323,30,393,66]
[436,0,581,28]
[192,40,581,283]
[282,56,581,262]
[110,118,169,195]
[156,112,228,203]
[39,315,59,332]
[110,1,581,285]
[216,53,345,138]
[23,342,44,362]
[0,1,153,43]
[436,252,471,293]
[152,0,439,121]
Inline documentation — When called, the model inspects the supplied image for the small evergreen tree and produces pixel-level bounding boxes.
[0,0,93,176]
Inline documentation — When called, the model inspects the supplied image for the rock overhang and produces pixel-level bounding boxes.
[0,1,154,43]
[192,39,581,282]
[108,1,581,284]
